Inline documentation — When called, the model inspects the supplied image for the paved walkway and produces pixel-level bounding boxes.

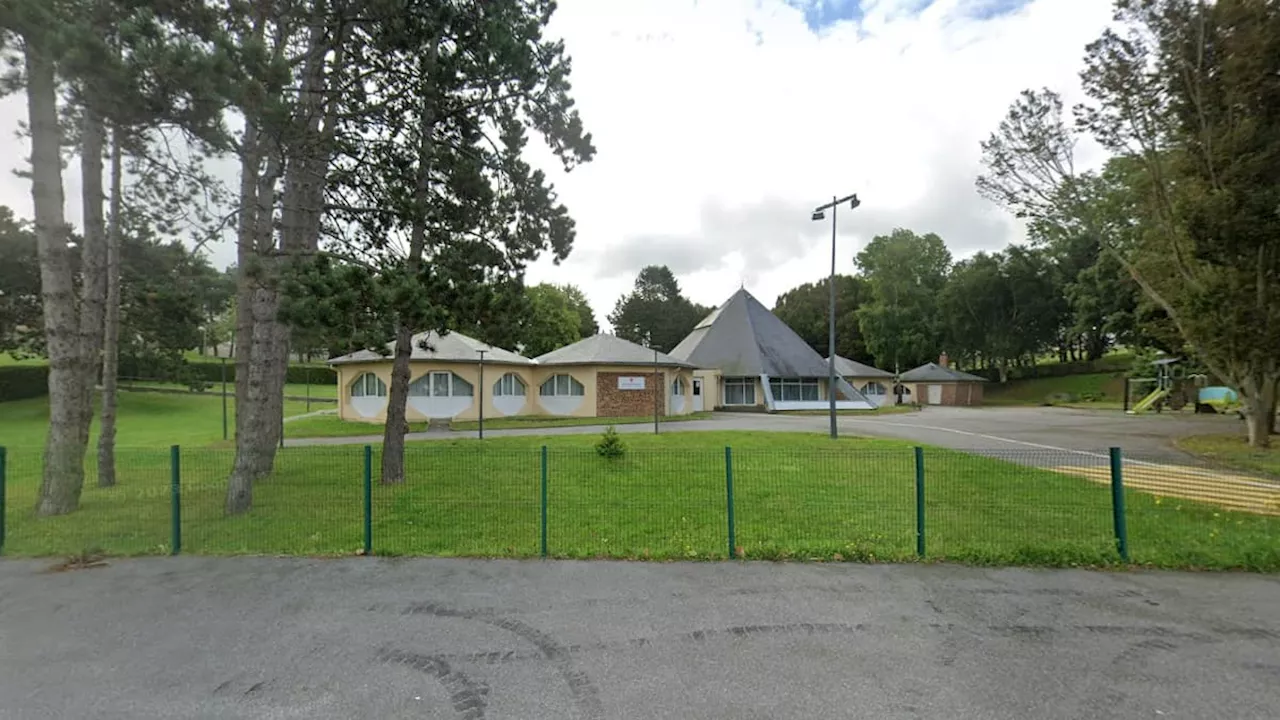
[1053,462,1280,515]
[2,557,1277,719]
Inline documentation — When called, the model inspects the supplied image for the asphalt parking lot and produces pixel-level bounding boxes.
[288,405,1241,465]
[1,557,1277,719]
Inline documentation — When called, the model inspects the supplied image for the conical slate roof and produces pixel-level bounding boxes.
[535,333,694,367]
[669,288,833,377]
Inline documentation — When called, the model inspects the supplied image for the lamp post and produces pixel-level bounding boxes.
[477,349,487,440]
[220,357,228,441]
[811,192,861,439]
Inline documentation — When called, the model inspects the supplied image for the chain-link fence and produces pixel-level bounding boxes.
[1,444,1276,569]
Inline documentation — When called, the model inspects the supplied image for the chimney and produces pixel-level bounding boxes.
[938,352,949,368]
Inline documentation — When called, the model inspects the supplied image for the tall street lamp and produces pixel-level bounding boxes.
[477,349,487,440]
[812,192,861,439]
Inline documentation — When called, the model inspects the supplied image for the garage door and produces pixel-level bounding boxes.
[927,384,943,405]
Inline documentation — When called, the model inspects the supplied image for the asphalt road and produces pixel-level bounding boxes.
[0,557,1277,719]
[287,406,1241,464]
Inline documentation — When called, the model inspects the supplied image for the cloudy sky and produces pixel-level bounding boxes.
[0,0,1115,328]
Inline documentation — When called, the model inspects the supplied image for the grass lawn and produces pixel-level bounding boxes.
[0,393,314,449]
[2,431,1276,570]
[985,372,1127,408]
[1175,434,1280,478]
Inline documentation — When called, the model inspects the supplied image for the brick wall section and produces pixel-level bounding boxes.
[597,371,663,417]
[940,383,984,406]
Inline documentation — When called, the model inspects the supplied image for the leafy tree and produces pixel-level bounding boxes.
[608,265,705,352]
[855,229,951,371]
[558,284,599,339]
[520,284,584,357]
[979,0,1280,446]
[0,207,41,355]
[772,275,872,364]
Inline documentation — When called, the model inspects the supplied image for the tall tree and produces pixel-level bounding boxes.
[608,265,704,352]
[558,283,598,339]
[979,0,1280,446]
[0,208,41,355]
[855,229,951,371]
[311,1,594,486]
[520,284,584,357]
[772,275,871,364]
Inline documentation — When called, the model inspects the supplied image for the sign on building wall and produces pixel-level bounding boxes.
[617,376,647,390]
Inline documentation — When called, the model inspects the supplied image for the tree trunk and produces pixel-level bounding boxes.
[1242,373,1279,449]
[1268,380,1278,436]
[97,126,124,487]
[381,323,414,484]
[27,39,85,516]
[78,96,108,462]
[380,38,438,484]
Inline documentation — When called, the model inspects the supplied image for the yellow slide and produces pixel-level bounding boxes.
[1128,388,1168,414]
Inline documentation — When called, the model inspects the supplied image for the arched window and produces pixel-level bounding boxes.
[409,372,473,397]
[494,373,526,397]
[351,372,387,397]
[540,374,584,397]
[862,382,887,396]
[672,378,685,395]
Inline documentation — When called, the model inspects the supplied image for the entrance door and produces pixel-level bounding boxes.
[692,378,704,411]
[927,384,943,405]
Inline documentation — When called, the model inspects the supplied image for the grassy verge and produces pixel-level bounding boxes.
[1175,434,1280,478]
[985,372,1126,408]
[2,432,1276,570]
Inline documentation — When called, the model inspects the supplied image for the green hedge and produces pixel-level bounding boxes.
[970,354,1134,383]
[184,360,337,386]
[0,365,51,402]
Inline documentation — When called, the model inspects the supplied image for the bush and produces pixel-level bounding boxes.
[117,355,337,386]
[595,425,626,460]
[0,365,50,402]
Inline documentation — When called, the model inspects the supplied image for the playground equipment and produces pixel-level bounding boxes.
[1195,385,1241,414]
[1125,357,1190,414]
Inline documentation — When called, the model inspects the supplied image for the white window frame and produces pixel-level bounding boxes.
[351,372,387,398]
[540,373,585,397]
[494,372,526,397]
[769,378,820,402]
[409,371,473,398]
[671,378,685,396]
[723,377,756,406]
[862,381,887,396]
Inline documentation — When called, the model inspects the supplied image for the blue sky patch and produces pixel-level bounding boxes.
[783,0,1033,32]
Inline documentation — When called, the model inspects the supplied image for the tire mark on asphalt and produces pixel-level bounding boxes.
[376,648,489,719]
[398,603,605,720]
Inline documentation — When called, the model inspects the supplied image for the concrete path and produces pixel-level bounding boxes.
[1,557,1277,719]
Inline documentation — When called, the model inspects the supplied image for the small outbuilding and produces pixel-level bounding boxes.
[900,353,986,406]
[533,334,699,418]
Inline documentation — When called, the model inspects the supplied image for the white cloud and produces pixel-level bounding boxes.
[0,0,1115,331]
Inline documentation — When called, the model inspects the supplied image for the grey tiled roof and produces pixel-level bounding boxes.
[828,355,894,378]
[534,333,695,367]
[900,362,986,383]
[328,330,534,366]
[670,288,832,377]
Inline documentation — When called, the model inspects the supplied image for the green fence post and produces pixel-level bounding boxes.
[914,446,925,557]
[725,446,736,559]
[540,446,548,558]
[0,446,7,555]
[363,445,373,555]
[1110,447,1129,562]
[170,445,181,556]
